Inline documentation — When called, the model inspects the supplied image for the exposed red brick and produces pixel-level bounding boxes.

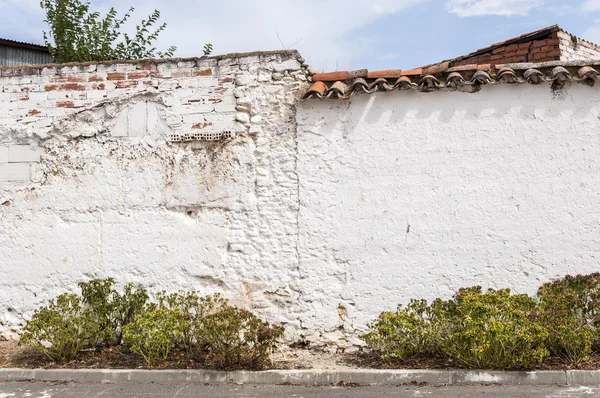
[127,71,150,80]
[192,122,212,129]
[88,75,104,82]
[98,83,106,90]
[194,68,213,76]
[492,47,506,54]
[312,71,349,81]
[505,44,519,52]
[220,77,234,83]
[516,48,529,55]
[19,96,29,101]
[44,85,59,91]
[547,49,561,58]
[67,76,86,82]
[518,42,531,49]
[172,71,191,78]
[27,109,41,116]
[188,99,203,103]
[531,40,546,49]
[57,100,74,108]
[107,72,126,80]
[116,80,138,88]
[49,76,69,83]
[60,83,86,91]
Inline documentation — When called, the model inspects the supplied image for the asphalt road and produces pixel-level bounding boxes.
[0,382,598,398]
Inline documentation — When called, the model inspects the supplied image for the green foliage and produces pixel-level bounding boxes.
[79,278,148,346]
[122,304,181,366]
[199,306,284,370]
[437,287,549,369]
[362,287,550,369]
[203,43,213,56]
[537,273,600,364]
[361,299,440,365]
[40,0,179,63]
[155,291,227,354]
[19,294,99,362]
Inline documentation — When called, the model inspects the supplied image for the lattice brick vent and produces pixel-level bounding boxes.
[169,131,234,142]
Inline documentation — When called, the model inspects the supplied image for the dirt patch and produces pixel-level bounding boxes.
[0,340,367,370]
[3,339,600,371]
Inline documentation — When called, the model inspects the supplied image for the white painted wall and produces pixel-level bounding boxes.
[296,84,600,345]
[3,57,600,349]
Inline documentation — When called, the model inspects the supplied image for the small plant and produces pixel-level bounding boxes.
[79,278,148,346]
[199,306,284,370]
[437,287,549,369]
[20,294,99,362]
[122,304,181,366]
[203,43,213,56]
[361,299,439,365]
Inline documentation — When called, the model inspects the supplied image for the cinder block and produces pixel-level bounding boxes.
[8,145,42,163]
[128,101,147,137]
[0,163,30,181]
[0,146,7,163]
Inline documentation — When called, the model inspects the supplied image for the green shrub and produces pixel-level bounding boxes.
[20,294,99,362]
[199,306,284,370]
[361,299,439,365]
[122,304,181,366]
[437,287,549,369]
[538,273,600,328]
[537,273,600,363]
[155,291,227,354]
[79,278,148,346]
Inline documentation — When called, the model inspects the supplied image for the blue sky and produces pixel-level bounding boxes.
[1,0,600,71]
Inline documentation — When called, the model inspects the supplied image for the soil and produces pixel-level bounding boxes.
[3,339,600,371]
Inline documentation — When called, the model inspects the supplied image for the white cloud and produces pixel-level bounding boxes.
[583,19,600,44]
[0,0,429,71]
[582,0,600,11]
[447,0,544,17]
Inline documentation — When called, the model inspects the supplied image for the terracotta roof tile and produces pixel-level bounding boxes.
[304,25,600,100]
[306,81,327,96]
[367,70,402,79]
[303,63,600,100]
[311,71,349,82]
[400,68,423,76]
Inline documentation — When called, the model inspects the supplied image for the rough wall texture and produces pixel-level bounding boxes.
[0,52,309,341]
[297,84,600,345]
[3,52,600,348]
[558,31,600,61]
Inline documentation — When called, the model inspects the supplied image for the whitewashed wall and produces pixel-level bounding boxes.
[296,84,600,345]
[3,57,600,348]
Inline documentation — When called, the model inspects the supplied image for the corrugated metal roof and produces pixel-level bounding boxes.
[0,38,49,52]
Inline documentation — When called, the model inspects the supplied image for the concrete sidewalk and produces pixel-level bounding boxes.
[1,368,600,386]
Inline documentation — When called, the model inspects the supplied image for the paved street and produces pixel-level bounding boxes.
[0,382,598,397]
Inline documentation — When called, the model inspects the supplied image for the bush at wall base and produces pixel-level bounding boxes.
[18,280,284,369]
[362,273,600,369]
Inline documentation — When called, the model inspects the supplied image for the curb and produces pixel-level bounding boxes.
[1,368,599,386]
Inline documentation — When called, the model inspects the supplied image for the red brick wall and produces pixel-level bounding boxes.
[454,33,560,66]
